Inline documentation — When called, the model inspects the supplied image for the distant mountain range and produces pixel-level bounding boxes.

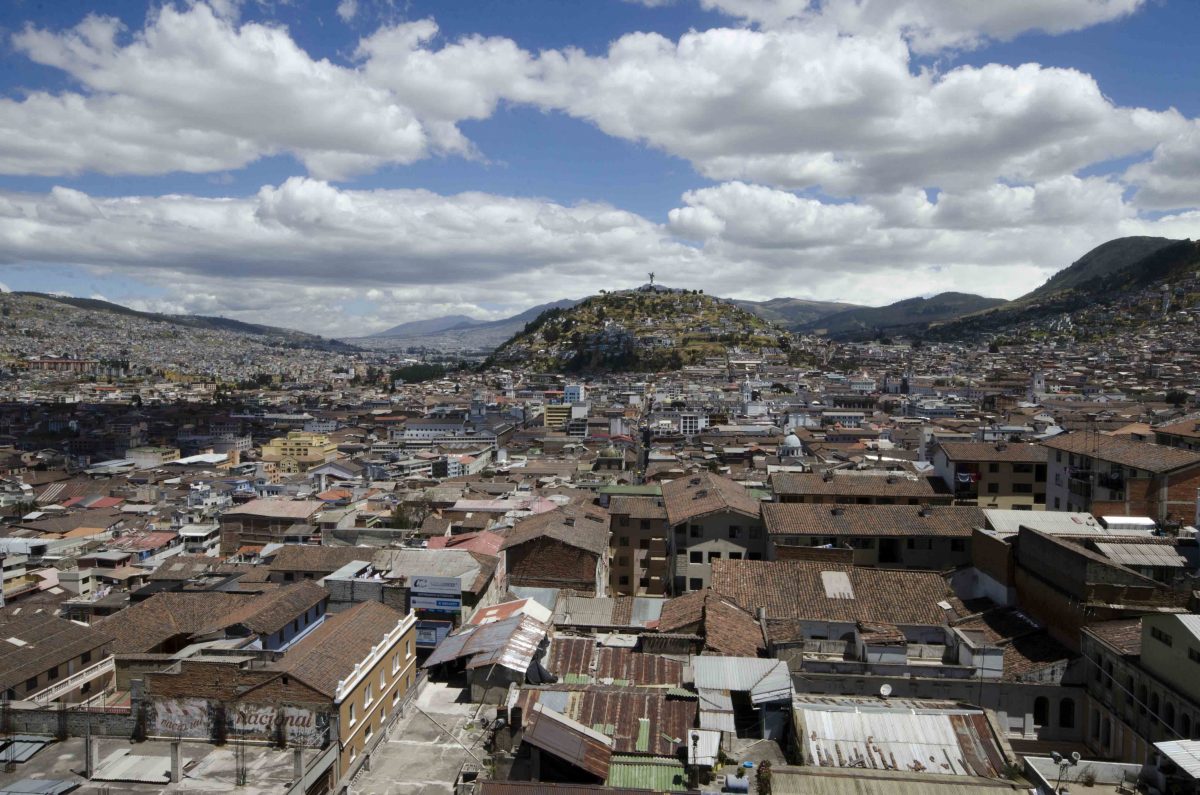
[347,299,582,352]
[14,292,358,352]
[732,297,861,328]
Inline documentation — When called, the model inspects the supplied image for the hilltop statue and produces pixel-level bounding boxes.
[648,271,655,287]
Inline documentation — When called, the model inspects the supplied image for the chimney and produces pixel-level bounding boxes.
[170,741,182,783]
[831,506,844,516]
[918,504,932,517]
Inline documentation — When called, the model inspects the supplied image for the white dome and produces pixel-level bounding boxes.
[783,433,802,449]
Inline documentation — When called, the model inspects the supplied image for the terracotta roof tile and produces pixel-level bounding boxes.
[711,559,956,626]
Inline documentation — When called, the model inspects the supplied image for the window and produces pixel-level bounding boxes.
[618,536,629,546]
[689,551,702,563]
[82,651,92,664]
[1152,626,1174,647]
[729,552,742,560]
[1189,648,1200,664]
[406,639,413,659]
[48,667,58,681]
[986,483,999,494]
[689,525,701,538]
[619,575,630,585]
[689,578,703,590]
[748,552,762,560]
[1012,483,1032,494]
[749,527,761,539]
[25,677,37,693]
[1056,451,1062,463]
[988,463,999,473]
[950,539,966,552]
[907,538,933,550]
[393,690,400,707]
[380,670,386,690]
[364,683,373,707]
[640,519,650,530]
[1059,698,1075,729]
[349,703,357,726]
[639,539,650,549]
[1033,696,1049,726]
[638,577,649,588]
[1054,497,1061,510]
[729,525,742,539]
[619,516,630,527]
[392,654,400,674]
[1012,463,1033,474]
[709,551,721,561]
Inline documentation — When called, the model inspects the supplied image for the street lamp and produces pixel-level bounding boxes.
[1052,750,1080,793]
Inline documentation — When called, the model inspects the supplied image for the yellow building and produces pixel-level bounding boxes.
[543,403,572,430]
[290,602,419,781]
[260,430,339,474]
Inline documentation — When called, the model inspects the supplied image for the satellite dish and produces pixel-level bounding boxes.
[879,684,892,698]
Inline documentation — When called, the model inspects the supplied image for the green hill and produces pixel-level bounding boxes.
[1020,236,1178,303]
[927,237,1200,342]
[801,292,1008,340]
[15,292,357,352]
[486,288,794,372]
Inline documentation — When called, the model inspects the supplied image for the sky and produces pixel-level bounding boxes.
[0,0,1198,337]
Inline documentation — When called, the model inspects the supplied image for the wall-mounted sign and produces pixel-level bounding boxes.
[411,595,462,612]
[409,575,461,596]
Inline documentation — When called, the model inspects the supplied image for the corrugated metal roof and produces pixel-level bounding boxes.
[92,749,179,783]
[1094,542,1190,568]
[0,737,51,764]
[772,767,1022,794]
[525,702,614,779]
[606,754,688,791]
[510,586,560,612]
[697,688,736,732]
[423,613,548,673]
[983,510,1112,537]
[800,705,1004,778]
[692,657,792,703]
[1156,739,1200,777]
[686,729,721,767]
[631,597,665,625]
[0,780,78,795]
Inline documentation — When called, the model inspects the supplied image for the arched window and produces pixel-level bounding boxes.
[1166,702,1176,731]
[1102,717,1112,747]
[1137,683,1147,714]
[1182,714,1192,739]
[1150,693,1160,718]
[1059,698,1076,729]
[1034,696,1049,726]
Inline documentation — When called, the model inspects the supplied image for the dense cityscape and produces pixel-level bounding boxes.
[5,1,1200,794]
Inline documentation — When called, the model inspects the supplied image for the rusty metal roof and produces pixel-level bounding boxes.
[514,685,696,757]
[423,613,548,673]
[525,702,614,779]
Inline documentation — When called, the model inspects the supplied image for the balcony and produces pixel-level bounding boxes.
[29,656,115,706]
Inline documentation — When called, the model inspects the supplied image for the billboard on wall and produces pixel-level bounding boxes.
[410,575,461,596]
[410,594,462,612]
[152,697,211,738]
[151,698,330,747]
[230,705,330,747]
